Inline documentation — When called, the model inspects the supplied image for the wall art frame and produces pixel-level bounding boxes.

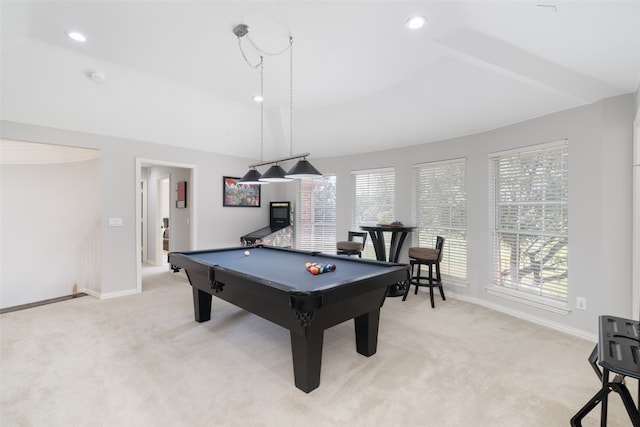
[223,176,261,207]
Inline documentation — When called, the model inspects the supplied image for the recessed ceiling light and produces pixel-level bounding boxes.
[405,16,427,30]
[65,31,87,42]
[253,95,264,102]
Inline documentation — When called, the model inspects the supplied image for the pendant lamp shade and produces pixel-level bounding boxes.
[234,26,322,183]
[259,164,293,182]
[238,168,264,184]
[285,159,322,179]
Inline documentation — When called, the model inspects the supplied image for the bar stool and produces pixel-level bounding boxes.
[403,236,445,308]
[336,232,367,257]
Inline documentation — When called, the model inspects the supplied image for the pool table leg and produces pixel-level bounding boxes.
[290,327,324,393]
[354,309,380,356]
[192,287,212,322]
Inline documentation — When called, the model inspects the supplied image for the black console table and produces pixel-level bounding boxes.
[571,315,640,426]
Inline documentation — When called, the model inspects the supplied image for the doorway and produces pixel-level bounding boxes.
[135,158,197,293]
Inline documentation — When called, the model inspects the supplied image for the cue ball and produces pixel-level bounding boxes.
[244,251,250,256]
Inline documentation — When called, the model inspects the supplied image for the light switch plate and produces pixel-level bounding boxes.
[108,217,123,227]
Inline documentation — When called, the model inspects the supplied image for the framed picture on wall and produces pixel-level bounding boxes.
[223,176,261,207]
[176,181,187,208]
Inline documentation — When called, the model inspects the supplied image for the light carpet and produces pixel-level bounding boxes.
[0,264,634,426]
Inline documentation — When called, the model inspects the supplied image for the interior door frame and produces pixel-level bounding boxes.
[135,158,197,293]
[633,114,639,320]
[140,178,148,263]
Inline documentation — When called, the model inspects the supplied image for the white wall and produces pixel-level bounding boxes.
[293,94,635,337]
[169,167,192,252]
[1,157,101,307]
[1,93,633,335]
[0,121,286,300]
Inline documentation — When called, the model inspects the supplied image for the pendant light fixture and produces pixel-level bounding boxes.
[284,35,322,179]
[259,163,292,182]
[239,54,266,185]
[239,168,263,184]
[234,24,322,183]
[285,158,322,178]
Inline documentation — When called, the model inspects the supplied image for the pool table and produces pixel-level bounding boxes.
[168,245,409,393]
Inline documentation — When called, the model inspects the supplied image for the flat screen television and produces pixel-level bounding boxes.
[270,201,291,229]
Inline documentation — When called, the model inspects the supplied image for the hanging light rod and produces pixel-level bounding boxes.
[234,23,323,182]
[248,152,311,169]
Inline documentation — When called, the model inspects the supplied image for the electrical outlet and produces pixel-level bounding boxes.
[576,297,587,310]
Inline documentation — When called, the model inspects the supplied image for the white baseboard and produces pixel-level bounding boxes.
[81,287,140,300]
[447,289,597,342]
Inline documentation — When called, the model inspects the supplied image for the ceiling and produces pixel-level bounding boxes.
[1,1,639,161]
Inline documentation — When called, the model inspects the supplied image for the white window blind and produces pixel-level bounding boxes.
[489,141,568,301]
[412,158,467,280]
[352,168,395,258]
[296,175,336,253]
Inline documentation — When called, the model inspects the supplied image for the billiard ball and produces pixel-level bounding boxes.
[244,250,250,256]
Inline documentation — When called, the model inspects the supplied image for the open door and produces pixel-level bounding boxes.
[136,158,197,293]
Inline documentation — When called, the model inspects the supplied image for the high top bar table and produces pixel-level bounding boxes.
[360,225,415,297]
[359,225,416,263]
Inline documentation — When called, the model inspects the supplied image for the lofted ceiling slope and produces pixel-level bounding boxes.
[1,1,639,160]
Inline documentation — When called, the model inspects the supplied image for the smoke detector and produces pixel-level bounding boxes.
[87,71,106,84]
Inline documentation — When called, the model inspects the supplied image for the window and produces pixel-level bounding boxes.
[412,158,467,281]
[489,141,568,302]
[352,168,395,258]
[296,175,336,252]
